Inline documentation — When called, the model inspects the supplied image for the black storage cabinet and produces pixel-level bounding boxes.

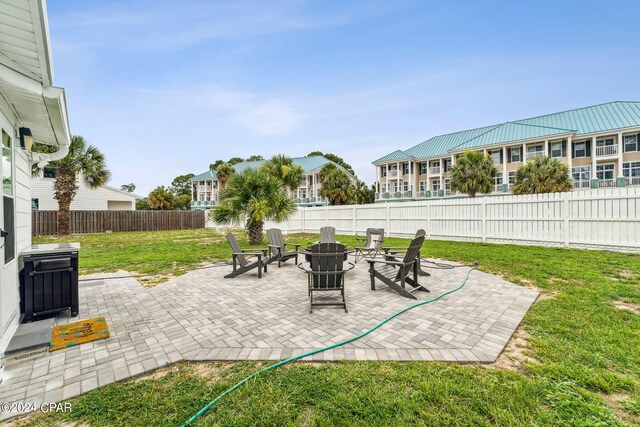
[20,251,79,322]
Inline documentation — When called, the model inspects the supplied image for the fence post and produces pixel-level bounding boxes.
[563,192,570,247]
[352,206,356,235]
[386,204,391,233]
[481,198,487,242]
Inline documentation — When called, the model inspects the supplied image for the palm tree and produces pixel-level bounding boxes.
[33,135,110,235]
[261,154,305,192]
[215,162,235,190]
[211,168,297,244]
[354,180,375,204]
[512,156,573,195]
[148,186,175,210]
[318,163,355,205]
[450,150,497,198]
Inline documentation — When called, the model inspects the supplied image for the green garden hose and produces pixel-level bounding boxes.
[181,263,478,426]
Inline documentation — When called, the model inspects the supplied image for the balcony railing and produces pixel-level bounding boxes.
[429,167,441,175]
[526,151,544,161]
[191,200,216,208]
[493,184,503,192]
[387,169,399,178]
[626,177,640,187]
[573,181,590,189]
[595,145,618,157]
[599,179,617,188]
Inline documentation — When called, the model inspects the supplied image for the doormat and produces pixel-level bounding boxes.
[49,317,110,352]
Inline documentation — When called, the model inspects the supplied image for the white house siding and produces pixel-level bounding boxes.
[32,178,137,211]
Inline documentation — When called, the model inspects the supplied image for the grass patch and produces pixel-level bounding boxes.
[23,230,640,425]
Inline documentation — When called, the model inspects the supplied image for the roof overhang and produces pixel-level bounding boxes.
[447,132,577,155]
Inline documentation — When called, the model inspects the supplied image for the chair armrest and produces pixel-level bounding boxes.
[242,248,268,253]
[382,246,408,251]
[284,242,301,249]
[366,258,413,267]
[355,237,365,241]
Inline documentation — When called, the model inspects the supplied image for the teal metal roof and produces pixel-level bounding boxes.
[374,101,640,162]
[190,170,216,181]
[373,150,413,163]
[192,156,352,181]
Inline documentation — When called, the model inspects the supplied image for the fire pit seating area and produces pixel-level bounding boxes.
[224,227,430,312]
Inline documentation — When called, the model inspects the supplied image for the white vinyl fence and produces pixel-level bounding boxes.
[264,187,640,252]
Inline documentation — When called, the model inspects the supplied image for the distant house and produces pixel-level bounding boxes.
[31,175,143,211]
[190,155,357,210]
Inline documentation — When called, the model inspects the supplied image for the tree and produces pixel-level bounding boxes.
[120,183,136,192]
[169,173,195,196]
[247,155,264,161]
[450,150,497,198]
[228,157,244,165]
[307,151,355,176]
[33,135,110,235]
[318,163,355,205]
[512,156,573,195]
[136,198,151,210]
[215,162,235,189]
[211,168,297,244]
[148,186,174,210]
[261,154,305,192]
[173,194,192,210]
[354,180,375,204]
[210,160,224,171]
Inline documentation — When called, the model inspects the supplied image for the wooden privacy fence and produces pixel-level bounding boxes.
[264,187,640,252]
[33,210,205,236]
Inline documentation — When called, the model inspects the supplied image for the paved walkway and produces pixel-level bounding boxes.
[0,258,537,421]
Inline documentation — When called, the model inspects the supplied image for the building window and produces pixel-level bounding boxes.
[508,171,516,184]
[494,176,503,189]
[596,163,615,180]
[431,180,441,192]
[381,184,387,193]
[419,181,427,192]
[444,178,451,190]
[572,166,591,188]
[420,163,427,175]
[489,150,501,165]
[443,159,452,172]
[623,162,640,185]
[381,166,387,177]
[430,160,440,168]
[403,181,409,192]
[624,135,638,152]
[32,198,39,210]
[402,162,410,175]
[596,138,615,147]
[510,147,521,163]
[574,141,587,158]
[550,141,563,157]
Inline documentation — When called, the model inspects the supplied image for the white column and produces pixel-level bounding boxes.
[451,154,456,165]
[545,140,549,157]
[385,163,389,194]
[522,143,527,164]
[439,158,444,191]
[567,136,573,174]
[617,132,624,180]
[396,161,400,195]
[502,146,508,188]
[407,161,411,197]
[591,136,598,186]
[425,161,430,194]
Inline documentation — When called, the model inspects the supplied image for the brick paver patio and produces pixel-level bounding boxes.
[0,258,538,421]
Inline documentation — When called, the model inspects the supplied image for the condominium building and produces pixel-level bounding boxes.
[190,156,357,209]
[373,102,640,201]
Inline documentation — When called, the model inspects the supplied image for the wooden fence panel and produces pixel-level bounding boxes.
[32,210,205,236]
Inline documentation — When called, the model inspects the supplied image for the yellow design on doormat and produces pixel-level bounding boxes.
[49,317,110,352]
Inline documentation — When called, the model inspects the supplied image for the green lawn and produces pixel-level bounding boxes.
[22,229,640,426]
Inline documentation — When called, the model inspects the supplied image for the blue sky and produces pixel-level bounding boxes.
[47,0,640,194]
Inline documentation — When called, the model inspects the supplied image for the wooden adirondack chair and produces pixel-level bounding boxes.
[366,235,429,299]
[266,228,300,267]
[320,226,336,243]
[298,243,354,313]
[354,228,384,263]
[383,229,429,276]
[224,233,268,278]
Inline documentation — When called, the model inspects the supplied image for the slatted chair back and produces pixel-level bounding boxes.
[365,228,385,249]
[309,243,346,290]
[395,235,425,279]
[320,226,336,243]
[226,233,248,267]
[266,228,285,251]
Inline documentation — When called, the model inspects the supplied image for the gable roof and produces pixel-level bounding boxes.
[373,150,413,163]
[374,101,640,163]
[191,156,355,181]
